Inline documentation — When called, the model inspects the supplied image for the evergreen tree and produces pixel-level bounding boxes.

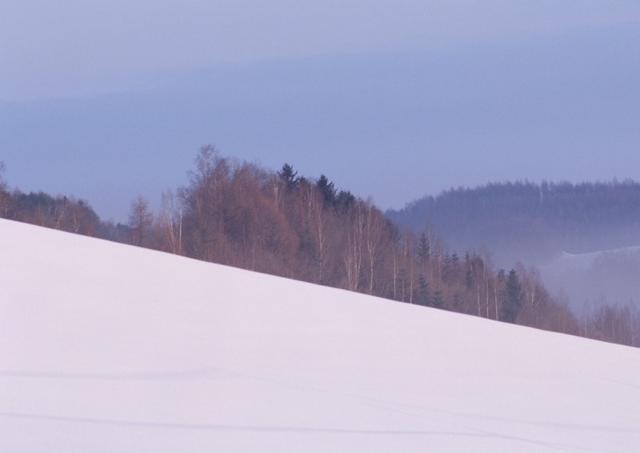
[501,269,523,323]
[317,175,336,205]
[432,290,444,309]
[417,232,430,266]
[417,274,430,306]
[335,190,355,212]
[465,266,474,290]
[279,164,298,190]
[442,254,452,282]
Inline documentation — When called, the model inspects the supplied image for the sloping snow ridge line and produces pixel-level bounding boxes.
[1,218,639,452]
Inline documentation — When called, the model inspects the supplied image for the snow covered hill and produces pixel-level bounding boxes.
[1,219,639,452]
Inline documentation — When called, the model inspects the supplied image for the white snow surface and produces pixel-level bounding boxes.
[1,218,640,453]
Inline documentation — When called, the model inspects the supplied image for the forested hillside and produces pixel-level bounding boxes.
[388,181,640,265]
[1,153,638,346]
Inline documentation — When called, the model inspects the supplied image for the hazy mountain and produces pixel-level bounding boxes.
[388,180,640,308]
[388,181,640,264]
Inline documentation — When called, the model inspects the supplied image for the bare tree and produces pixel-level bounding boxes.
[128,196,154,247]
[362,200,387,294]
[182,146,231,261]
[344,201,365,291]
[158,191,183,254]
[303,184,330,283]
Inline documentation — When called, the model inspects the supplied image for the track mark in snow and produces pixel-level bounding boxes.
[0,368,235,382]
[0,411,504,436]
[3,367,636,442]
[0,412,600,452]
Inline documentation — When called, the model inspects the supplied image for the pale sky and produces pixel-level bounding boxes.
[1,0,640,219]
[2,0,639,101]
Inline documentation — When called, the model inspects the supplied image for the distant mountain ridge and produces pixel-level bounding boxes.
[388,180,640,266]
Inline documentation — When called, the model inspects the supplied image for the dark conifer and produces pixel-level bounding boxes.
[501,269,523,323]
[432,290,444,309]
[417,232,430,266]
[279,164,298,190]
[417,274,430,306]
[317,175,336,205]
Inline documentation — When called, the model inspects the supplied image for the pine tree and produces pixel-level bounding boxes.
[465,266,474,290]
[317,175,336,205]
[417,232,430,266]
[417,274,430,306]
[432,290,444,309]
[501,269,523,323]
[279,164,298,190]
[335,190,355,212]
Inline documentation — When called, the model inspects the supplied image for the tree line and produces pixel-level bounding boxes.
[388,180,640,265]
[1,152,639,347]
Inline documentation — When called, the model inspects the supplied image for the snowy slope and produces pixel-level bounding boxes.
[1,219,639,452]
